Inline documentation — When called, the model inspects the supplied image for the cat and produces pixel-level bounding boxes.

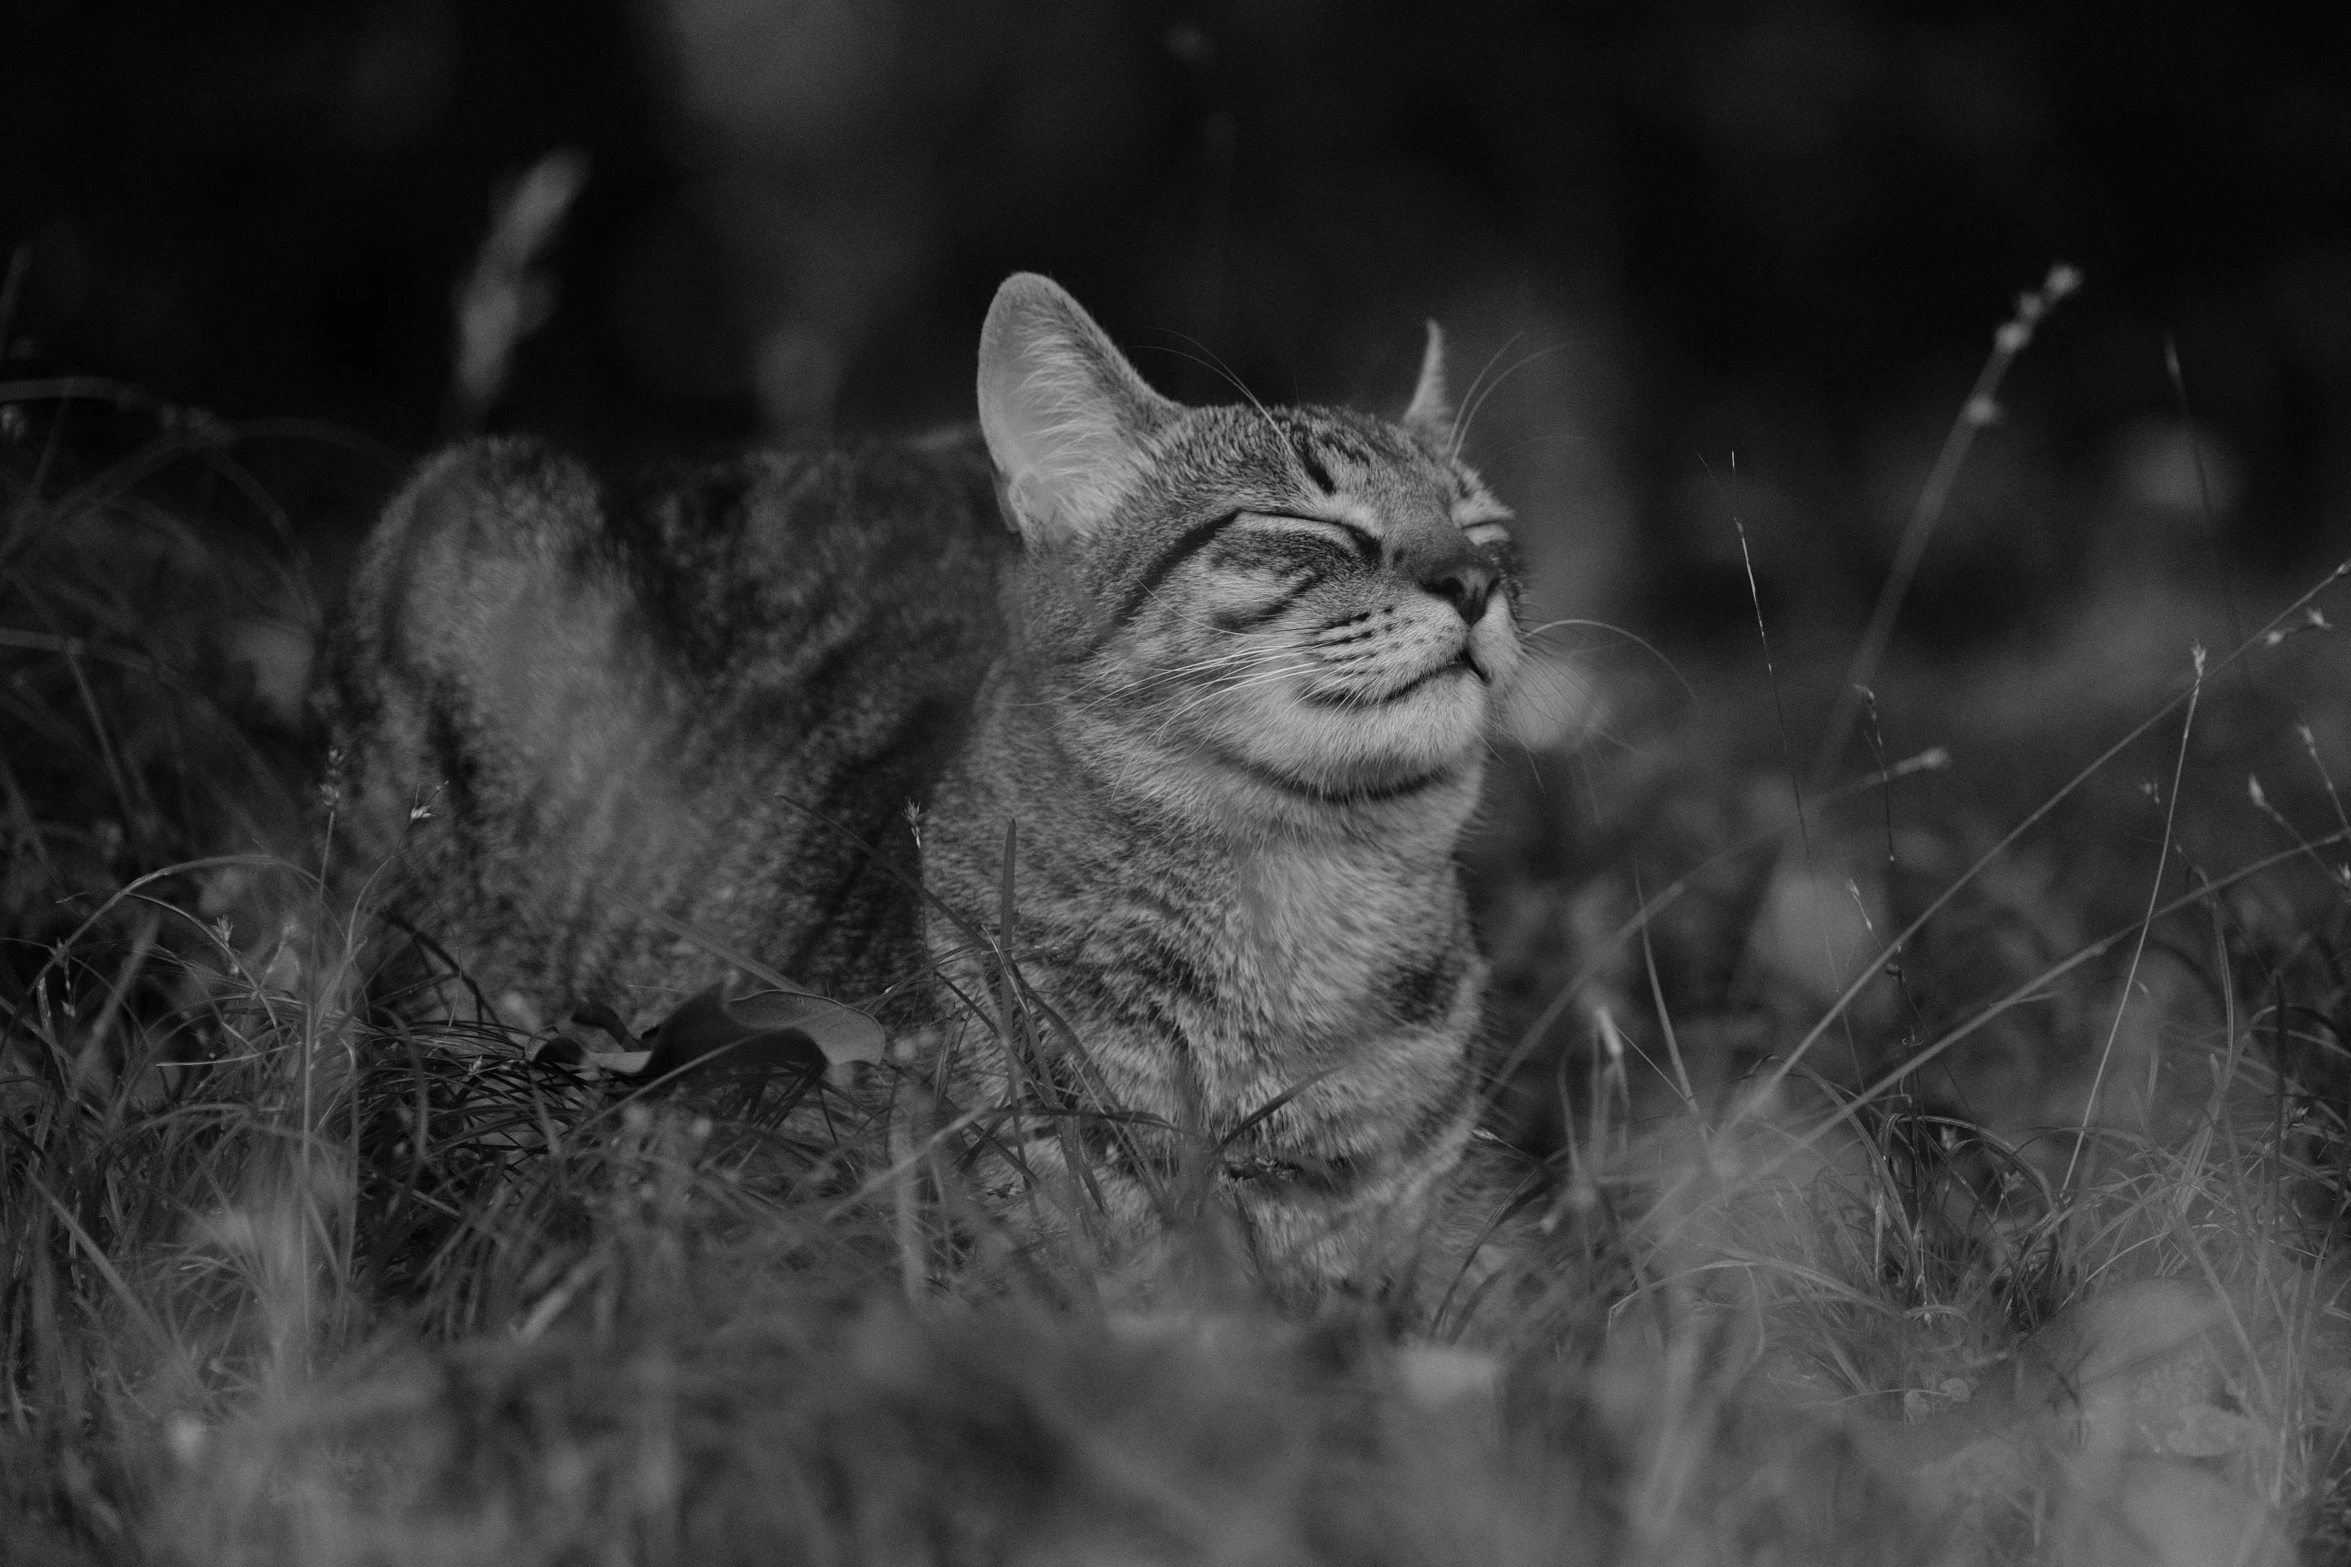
[320,273,1525,1287]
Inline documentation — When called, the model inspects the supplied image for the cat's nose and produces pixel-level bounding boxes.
[1421,553,1496,623]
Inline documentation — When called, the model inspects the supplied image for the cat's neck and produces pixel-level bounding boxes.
[925,663,1479,1061]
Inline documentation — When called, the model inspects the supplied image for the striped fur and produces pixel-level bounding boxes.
[322,439,1013,1023]
[323,274,1523,1287]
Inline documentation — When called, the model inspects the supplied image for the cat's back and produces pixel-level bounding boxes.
[338,432,1009,702]
[623,432,1014,712]
[325,431,1015,1025]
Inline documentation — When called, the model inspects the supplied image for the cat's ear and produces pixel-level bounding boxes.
[1401,320,1451,439]
[978,273,1175,547]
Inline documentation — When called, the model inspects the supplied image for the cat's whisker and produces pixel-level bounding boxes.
[1147,660,1326,726]
[1146,660,1326,740]
[1521,616,1696,706]
[1150,335,1286,453]
[1078,648,1267,705]
[1448,330,1523,460]
[1103,651,1287,709]
[1450,339,1575,462]
[1146,632,1317,678]
[1496,656,1645,758]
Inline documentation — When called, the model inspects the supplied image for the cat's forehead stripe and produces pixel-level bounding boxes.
[1282,413,1387,473]
[1277,409,1495,515]
[1288,432,1337,495]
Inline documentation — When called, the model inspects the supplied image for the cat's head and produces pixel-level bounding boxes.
[977,272,1523,818]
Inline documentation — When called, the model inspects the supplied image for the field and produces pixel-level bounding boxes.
[4,291,2349,1565]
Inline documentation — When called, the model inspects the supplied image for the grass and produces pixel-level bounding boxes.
[4,314,2350,1566]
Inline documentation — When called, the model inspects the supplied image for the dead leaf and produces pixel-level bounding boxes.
[640,982,887,1078]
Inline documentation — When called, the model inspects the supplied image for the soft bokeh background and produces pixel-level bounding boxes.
[6,24,2351,1561]
[8,0,2350,645]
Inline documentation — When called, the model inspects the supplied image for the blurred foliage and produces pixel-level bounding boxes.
[6,0,2351,646]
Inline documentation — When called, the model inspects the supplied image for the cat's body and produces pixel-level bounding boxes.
[324,275,1524,1285]
[326,434,1012,1022]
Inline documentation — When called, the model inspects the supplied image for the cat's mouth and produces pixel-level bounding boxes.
[1370,650,1488,705]
[1185,637,1502,805]
[1296,649,1487,711]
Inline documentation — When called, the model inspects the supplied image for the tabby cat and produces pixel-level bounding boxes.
[322,274,1524,1285]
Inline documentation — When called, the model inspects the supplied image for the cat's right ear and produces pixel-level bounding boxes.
[978,273,1175,547]
[1402,321,1451,438]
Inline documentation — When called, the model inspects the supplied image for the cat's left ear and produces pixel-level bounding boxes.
[978,273,1176,547]
[1401,320,1450,439]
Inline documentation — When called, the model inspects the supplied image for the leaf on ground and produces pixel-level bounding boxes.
[640,982,886,1078]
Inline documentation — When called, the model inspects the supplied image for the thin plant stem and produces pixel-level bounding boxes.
[2062,644,2205,1192]
[1809,264,2081,787]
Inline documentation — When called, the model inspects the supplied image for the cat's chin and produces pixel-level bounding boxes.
[1214,750,1471,808]
[1204,681,1491,806]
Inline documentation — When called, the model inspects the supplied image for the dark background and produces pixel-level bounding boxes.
[6,0,2350,646]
